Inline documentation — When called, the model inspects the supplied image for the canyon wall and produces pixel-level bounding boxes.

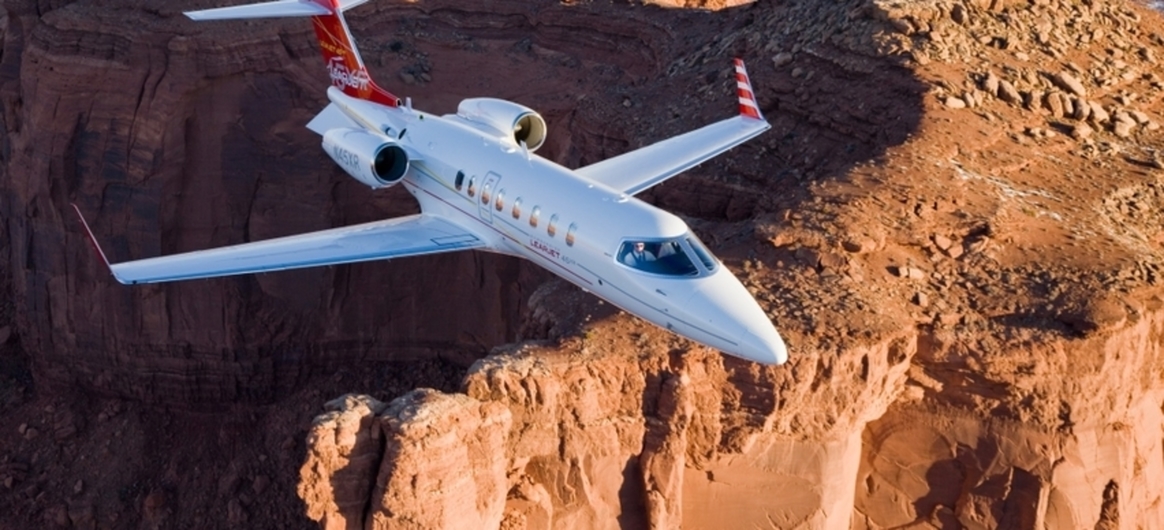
[290,0,1164,528]
[2,0,1163,528]
[299,287,1164,529]
[0,0,923,407]
[1,0,555,406]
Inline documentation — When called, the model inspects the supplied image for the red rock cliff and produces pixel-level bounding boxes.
[2,0,552,405]
[2,0,1164,528]
[290,0,1164,528]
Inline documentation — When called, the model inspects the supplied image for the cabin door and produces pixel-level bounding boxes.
[478,171,501,223]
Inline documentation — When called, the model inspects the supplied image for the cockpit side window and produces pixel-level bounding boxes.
[617,239,698,276]
[686,236,718,272]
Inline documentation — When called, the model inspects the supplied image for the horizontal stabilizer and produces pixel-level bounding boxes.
[306,103,360,135]
[336,0,371,11]
[184,0,330,21]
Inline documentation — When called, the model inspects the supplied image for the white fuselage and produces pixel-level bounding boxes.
[344,93,786,365]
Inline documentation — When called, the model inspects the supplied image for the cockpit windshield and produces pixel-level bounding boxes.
[617,234,718,276]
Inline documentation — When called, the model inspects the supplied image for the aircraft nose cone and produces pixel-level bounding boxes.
[687,269,789,365]
[739,326,788,366]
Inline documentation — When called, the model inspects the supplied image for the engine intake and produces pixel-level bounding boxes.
[456,98,547,152]
[321,128,409,189]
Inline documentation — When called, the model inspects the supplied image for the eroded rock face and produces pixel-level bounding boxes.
[856,304,1164,530]
[300,294,916,528]
[299,394,388,530]
[467,328,914,529]
[369,389,511,530]
[5,0,1164,527]
[299,296,1164,529]
[298,390,513,530]
[464,345,659,530]
[294,1,1164,524]
[859,393,1164,530]
[2,0,546,405]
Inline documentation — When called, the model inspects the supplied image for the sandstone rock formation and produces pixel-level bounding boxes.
[369,389,511,529]
[2,0,544,406]
[291,0,1164,527]
[2,0,1164,528]
[299,394,388,530]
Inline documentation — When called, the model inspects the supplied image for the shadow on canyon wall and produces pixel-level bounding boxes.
[0,0,930,527]
[2,0,923,406]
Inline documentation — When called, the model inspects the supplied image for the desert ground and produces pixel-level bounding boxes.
[2,0,1164,528]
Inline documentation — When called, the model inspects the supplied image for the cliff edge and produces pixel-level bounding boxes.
[0,0,1162,528]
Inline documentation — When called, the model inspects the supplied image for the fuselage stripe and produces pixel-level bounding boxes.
[406,164,739,347]
[404,175,594,286]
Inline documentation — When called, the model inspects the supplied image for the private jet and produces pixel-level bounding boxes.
[74,0,788,365]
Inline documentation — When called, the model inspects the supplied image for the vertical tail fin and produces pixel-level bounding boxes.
[185,0,401,107]
[307,0,400,106]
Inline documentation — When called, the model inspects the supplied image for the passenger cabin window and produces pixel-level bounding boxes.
[617,238,703,276]
[495,190,505,211]
[467,177,477,197]
[547,214,558,237]
[565,223,578,247]
[512,198,522,219]
[455,171,465,191]
[481,183,491,205]
[530,206,541,228]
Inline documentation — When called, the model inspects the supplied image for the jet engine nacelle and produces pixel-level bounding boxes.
[456,98,547,152]
[322,128,410,189]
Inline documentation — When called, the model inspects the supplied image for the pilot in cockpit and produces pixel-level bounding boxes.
[623,241,656,266]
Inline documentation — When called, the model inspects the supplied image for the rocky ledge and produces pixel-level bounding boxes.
[1,0,1163,528]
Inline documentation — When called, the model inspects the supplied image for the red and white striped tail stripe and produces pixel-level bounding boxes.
[734,58,763,120]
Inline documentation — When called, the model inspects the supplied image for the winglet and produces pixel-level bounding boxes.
[733,59,764,121]
[71,203,120,281]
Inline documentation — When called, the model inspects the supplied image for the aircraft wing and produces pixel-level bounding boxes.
[73,206,483,285]
[575,59,769,196]
[574,115,769,196]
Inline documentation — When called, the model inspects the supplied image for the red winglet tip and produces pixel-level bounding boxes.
[733,59,764,121]
[71,203,113,270]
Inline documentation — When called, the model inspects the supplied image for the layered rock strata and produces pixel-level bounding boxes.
[301,292,1164,529]
[296,0,1164,528]
[301,294,917,529]
[1,0,1163,527]
[2,0,572,405]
